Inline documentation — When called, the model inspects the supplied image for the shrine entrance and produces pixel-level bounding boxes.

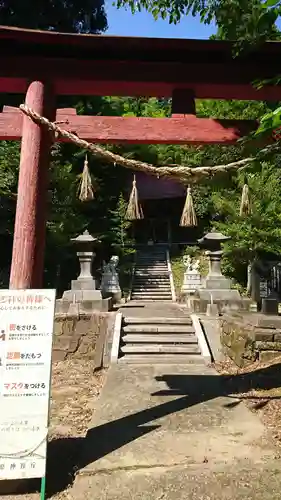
[0,25,280,287]
[134,218,170,245]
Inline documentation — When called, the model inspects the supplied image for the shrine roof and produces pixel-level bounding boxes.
[0,25,281,99]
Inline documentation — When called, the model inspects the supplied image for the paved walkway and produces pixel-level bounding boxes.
[70,359,281,500]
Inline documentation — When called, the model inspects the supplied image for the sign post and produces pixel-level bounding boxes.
[0,289,56,499]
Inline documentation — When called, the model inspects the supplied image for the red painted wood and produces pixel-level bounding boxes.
[0,77,280,102]
[9,81,55,289]
[0,110,256,144]
[0,26,281,100]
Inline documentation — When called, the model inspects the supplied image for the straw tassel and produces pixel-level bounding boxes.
[78,154,95,202]
[239,183,251,217]
[180,186,197,227]
[125,174,144,220]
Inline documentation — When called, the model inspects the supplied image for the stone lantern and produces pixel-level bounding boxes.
[194,229,243,308]
[198,230,231,290]
[62,230,102,303]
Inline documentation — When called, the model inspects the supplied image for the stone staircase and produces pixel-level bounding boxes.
[131,247,173,301]
[118,315,205,364]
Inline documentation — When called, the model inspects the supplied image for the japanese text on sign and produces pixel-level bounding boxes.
[0,289,56,480]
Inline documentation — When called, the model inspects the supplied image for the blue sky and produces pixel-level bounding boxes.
[105,1,216,38]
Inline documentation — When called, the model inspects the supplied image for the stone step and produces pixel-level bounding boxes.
[133,285,170,289]
[122,334,197,343]
[135,257,167,266]
[133,283,170,286]
[133,283,171,287]
[136,258,166,261]
[135,266,168,273]
[130,295,172,298]
[132,288,172,292]
[123,324,194,333]
[136,264,167,267]
[118,354,205,364]
[132,289,171,293]
[134,276,170,279]
[120,344,201,354]
[135,273,169,276]
[132,286,171,290]
[133,278,170,282]
[135,266,168,274]
[132,286,171,295]
[131,295,172,299]
[132,292,172,296]
[137,258,166,261]
[135,270,168,273]
[136,261,166,264]
[131,295,172,300]
[135,269,168,272]
[137,263,166,266]
[133,285,170,288]
[135,271,168,274]
[132,296,172,302]
[136,259,167,266]
[123,317,193,325]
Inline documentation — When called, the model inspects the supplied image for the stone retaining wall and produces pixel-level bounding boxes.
[53,309,115,364]
[220,313,281,367]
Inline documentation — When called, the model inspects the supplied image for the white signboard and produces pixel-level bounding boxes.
[0,289,56,480]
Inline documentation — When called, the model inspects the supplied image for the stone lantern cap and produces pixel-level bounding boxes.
[198,231,230,243]
[71,229,99,245]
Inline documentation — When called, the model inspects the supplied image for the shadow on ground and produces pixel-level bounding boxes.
[4,362,281,498]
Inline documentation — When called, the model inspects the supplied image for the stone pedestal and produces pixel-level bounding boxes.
[204,250,231,290]
[182,270,202,294]
[261,298,279,316]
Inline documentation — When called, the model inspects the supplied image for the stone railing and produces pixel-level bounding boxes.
[220,313,281,367]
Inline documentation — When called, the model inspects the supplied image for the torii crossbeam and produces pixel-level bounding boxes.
[0,106,256,144]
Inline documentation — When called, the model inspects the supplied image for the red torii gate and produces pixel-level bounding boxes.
[0,25,280,290]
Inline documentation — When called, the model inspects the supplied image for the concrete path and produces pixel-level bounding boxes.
[70,362,281,500]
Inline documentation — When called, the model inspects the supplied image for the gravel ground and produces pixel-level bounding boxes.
[215,355,281,445]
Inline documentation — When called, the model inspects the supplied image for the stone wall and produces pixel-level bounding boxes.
[53,309,115,364]
[220,313,281,367]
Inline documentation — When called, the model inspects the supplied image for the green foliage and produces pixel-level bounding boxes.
[213,163,281,284]
[107,194,134,254]
[183,245,199,258]
[116,0,281,42]
[109,194,136,296]
[170,254,185,296]
[255,104,281,139]
[0,0,107,33]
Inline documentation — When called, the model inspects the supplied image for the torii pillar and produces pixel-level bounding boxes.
[9,81,55,289]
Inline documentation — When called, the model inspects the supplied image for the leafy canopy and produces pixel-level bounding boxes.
[116,0,281,42]
[0,0,107,33]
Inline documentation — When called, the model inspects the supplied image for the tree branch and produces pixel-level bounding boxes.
[19,104,281,184]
